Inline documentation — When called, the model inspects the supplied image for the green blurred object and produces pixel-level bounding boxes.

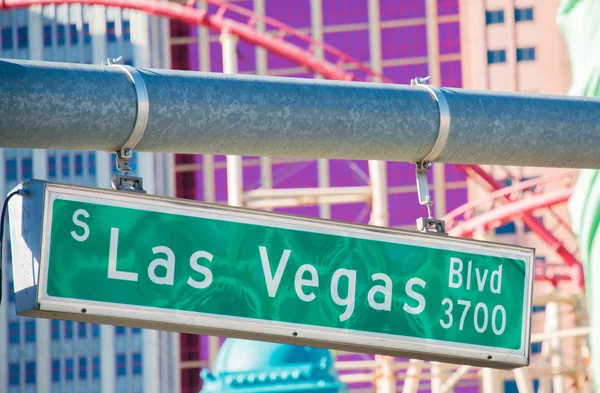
[559,0,600,391]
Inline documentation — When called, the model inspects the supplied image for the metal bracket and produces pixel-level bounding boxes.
[104,57,149,193]
[111,174,146,193]
[411,76,450,235]
[411,76,451,163]
[414,162,447,235]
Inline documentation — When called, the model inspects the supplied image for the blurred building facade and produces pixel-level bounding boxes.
[460,0,571,93]
[0,1,587,393]
[171,1,588,393]
[169,0,468,392]
[458,0,578,299]
[459,2,585,393]
[0,5,178,393]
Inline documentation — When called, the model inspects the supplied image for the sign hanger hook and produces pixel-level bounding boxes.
[411,76,451,235]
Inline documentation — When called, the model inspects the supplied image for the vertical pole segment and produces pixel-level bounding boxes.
[221,30,244,208]
[482,368,503,393]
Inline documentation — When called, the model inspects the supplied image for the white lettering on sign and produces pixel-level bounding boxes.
[148,246,175,286]
[188,251,214,289]
[295,264,318,302]
[257,248,428,322]
[492,305,507,335]
[107,228,138,282]
[368,273,392,311]
[448,257,464,289]
[403,278,426,315]
[259,246,291,298]
[69,209,514,330]
[491,265,503,294]
[441,258,508,335]
[331,269,357,322]
[439,300,507,334]
[448,257,503,295]
[70,209,90,242]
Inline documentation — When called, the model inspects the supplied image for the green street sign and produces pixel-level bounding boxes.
[8,180,534,369]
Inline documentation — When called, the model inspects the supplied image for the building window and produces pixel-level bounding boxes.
[2,27,13,50]
[79,357,88,379]
[9,363,20,385]
[107,21,116,42]
[9,321,20,344]
[180,333,200,361]
[485,10,504,25]
[517,47,536,62]
[57,24,66,46]
[116,354,127,376]
[75,154,83,176]
[43,25,52,47]
[17,26,28,49]
[496,221,516,234]
[6,158,17,181]
[70,24,79,45]
[25,320,36,342]
[487,49,506,64]
[123,20,131,41]
[25,362,36,384]
[115,326,126,335]
[88,152,96,176]
[8,281,15,303]
[78,322,87,338]
[48,156,57,178]
[51,320,60,340]
[22,157,32,179]
[132,353,142,375]
[132,327,142,334]
[537,256,547,264]
[83,23,91,44]
[92,323,100,337]
[52,359,61,382]
[515,7,534,22]
[65,358,74,381]
[62,155,70,177]
[65,320,74,339]
[92,356,101,379]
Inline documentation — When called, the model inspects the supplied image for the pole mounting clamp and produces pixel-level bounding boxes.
[104,57,149,193]
[412,76,451,164]
[411,76,450,235]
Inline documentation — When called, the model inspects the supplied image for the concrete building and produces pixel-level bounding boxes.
[460,0,571,94]
[0,4,178,393]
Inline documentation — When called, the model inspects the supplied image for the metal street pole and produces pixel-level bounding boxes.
[221,29,244,208]
[2,59,600,168]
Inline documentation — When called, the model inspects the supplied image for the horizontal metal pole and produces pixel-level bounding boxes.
[244,186,371,200]
[245,193,370,209]
[530,326,590,343]
[2,59,600,168]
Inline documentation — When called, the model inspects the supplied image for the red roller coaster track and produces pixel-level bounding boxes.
[0,0,583,288]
